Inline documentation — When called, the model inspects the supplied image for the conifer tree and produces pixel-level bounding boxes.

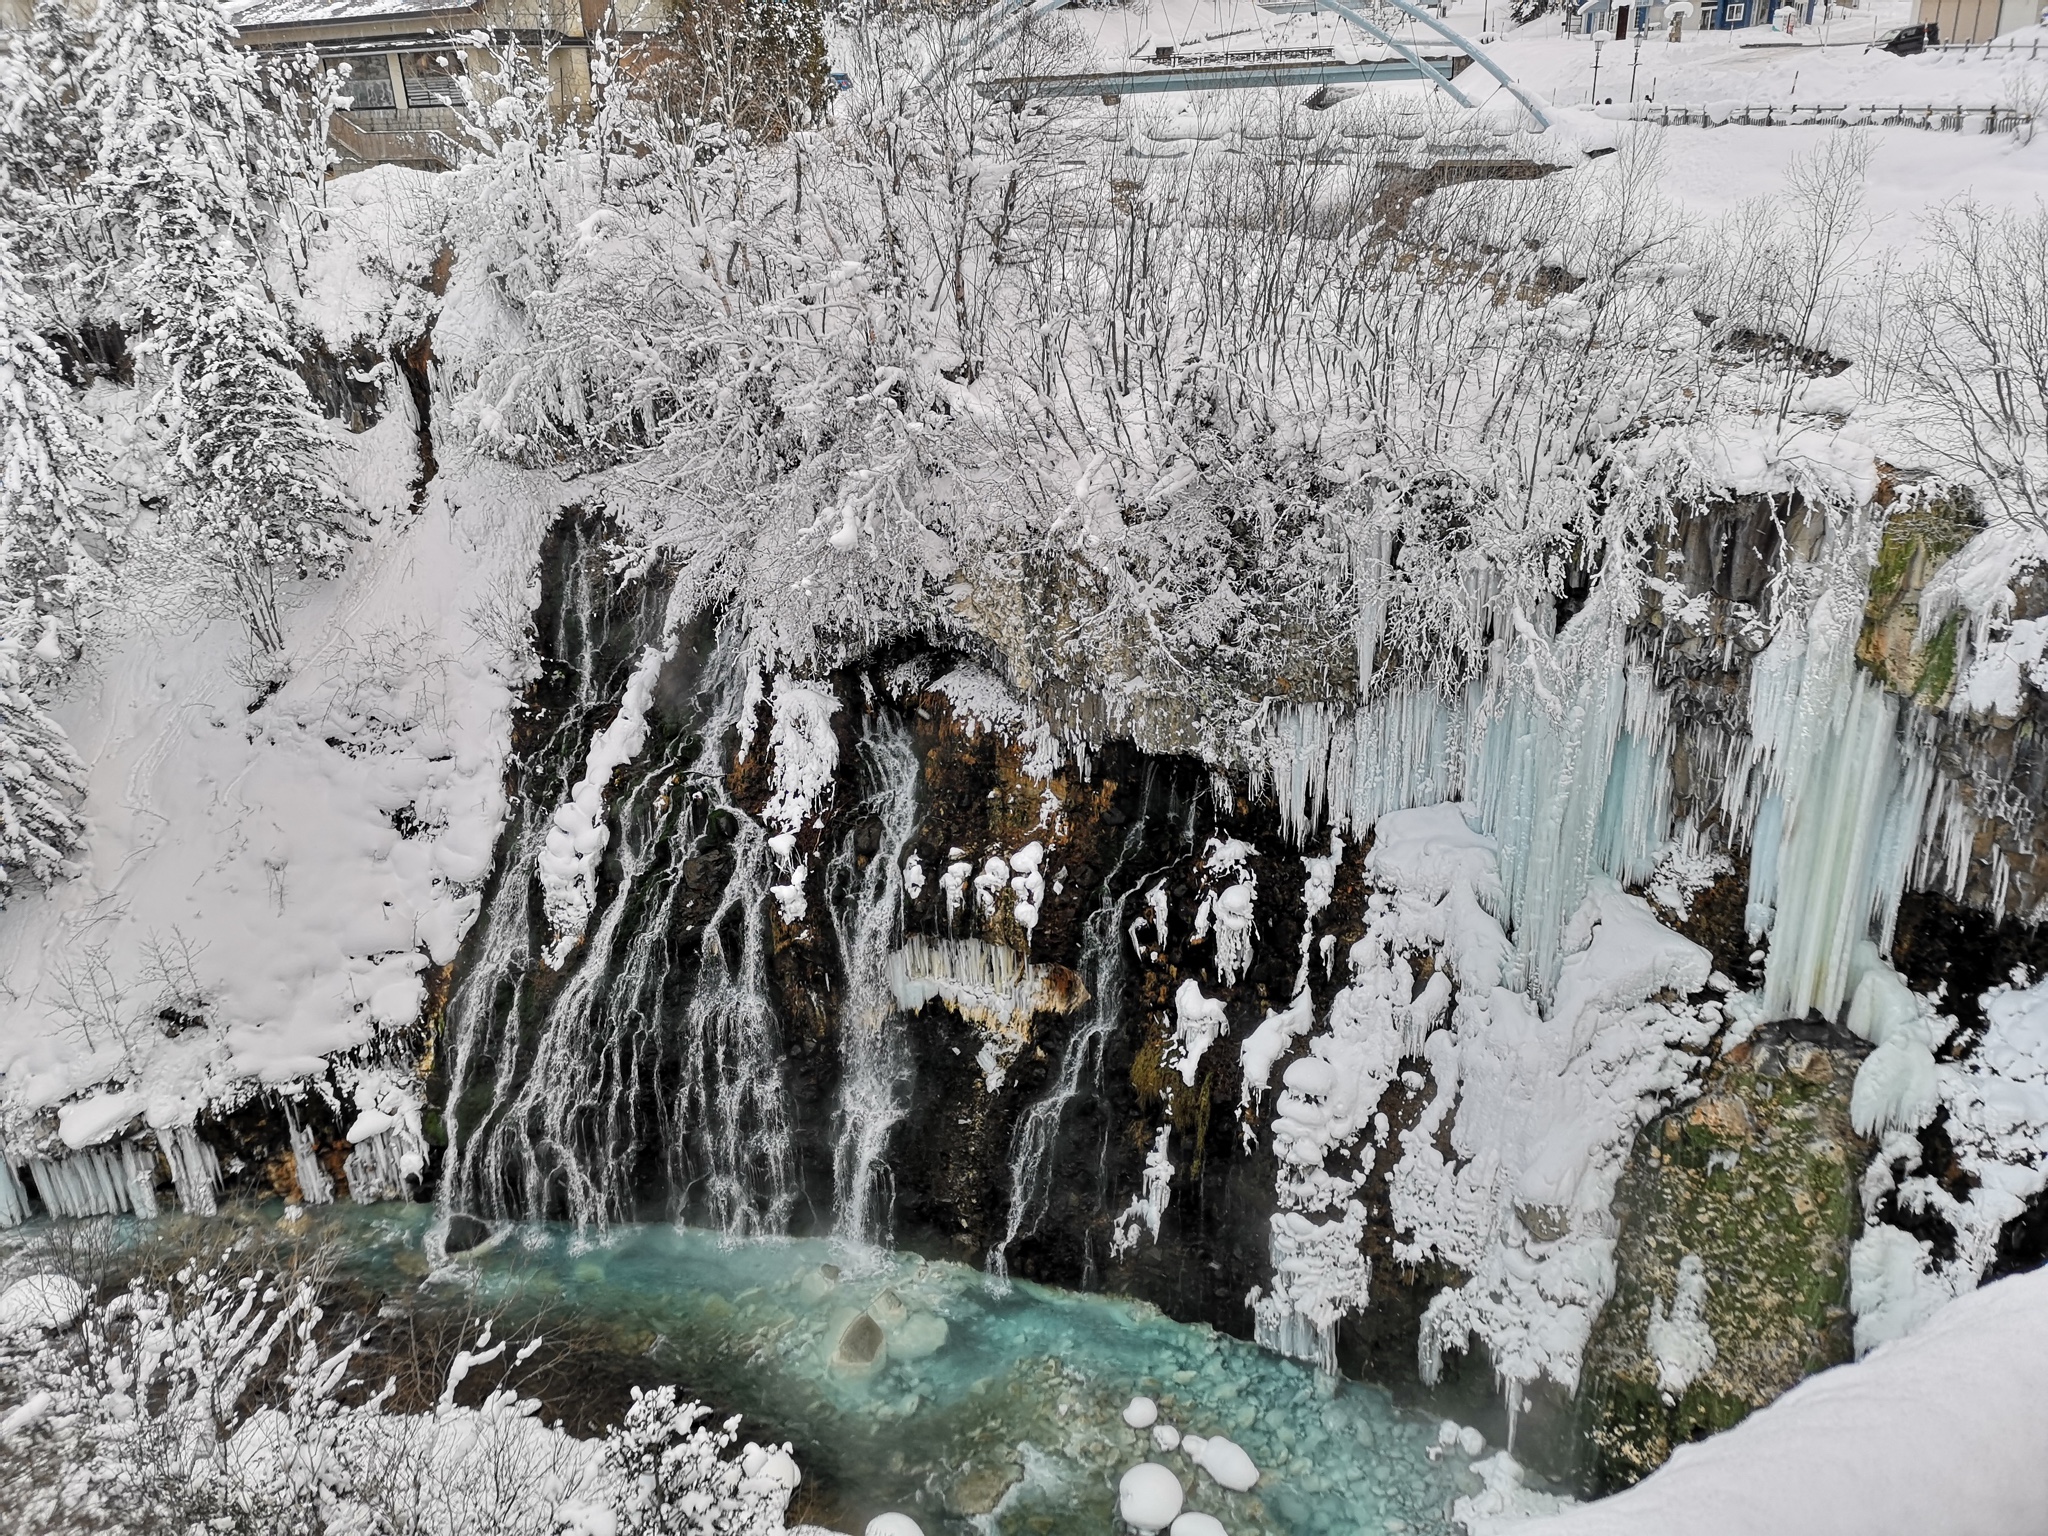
[80,0,354,651]
[0,231,97,893]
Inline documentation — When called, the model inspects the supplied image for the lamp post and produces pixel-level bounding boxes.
[1590,34,1605,102]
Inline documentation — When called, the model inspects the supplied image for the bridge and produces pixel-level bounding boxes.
[952,0,1553,130]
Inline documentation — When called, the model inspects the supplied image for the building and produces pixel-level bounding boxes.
[1912,0,2040,40]
[229,0,636,170]
[1575,0,1821,32]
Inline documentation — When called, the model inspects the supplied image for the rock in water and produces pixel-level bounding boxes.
[890,1310,948,1360]
[1124,1395,1160,1428]
[865,1515,923,1536]
[1119,1463,1184,1531]
[832,1311,888,1373]
[1170,1515,1228,1536]
[1182,1434,1259,1492]
[442,1212,492,1254]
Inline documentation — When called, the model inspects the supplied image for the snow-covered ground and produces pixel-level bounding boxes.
[1064,0,2048,252]
[1500,1260,2048,1536]
[0,168,562,1159]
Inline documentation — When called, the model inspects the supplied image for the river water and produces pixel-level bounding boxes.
[311,1206,1479,1536]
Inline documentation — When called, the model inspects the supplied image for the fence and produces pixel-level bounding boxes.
[1930,38,2048,57]
[1622,100,2037,131]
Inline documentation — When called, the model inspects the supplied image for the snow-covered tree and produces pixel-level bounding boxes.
[0,225,100,896]
[0,0,105,331]
[79,0,354,651]
[629,0,831,142]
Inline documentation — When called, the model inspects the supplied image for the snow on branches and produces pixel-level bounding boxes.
[0,1258,810,1536]
[78,0,354,651]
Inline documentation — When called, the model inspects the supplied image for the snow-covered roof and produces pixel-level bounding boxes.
[228,0,481,30]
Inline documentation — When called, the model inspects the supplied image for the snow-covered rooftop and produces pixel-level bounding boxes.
[229,0,482,31]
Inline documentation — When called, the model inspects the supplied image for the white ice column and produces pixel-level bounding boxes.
[0,1147,31,1227]
[284,1100,334,1206]
[29,1147,136,1218]
[161,1126,222,1216]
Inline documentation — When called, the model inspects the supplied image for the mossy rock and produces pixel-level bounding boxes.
[1859,493,1982,706]
[1577,1028,1870,1493]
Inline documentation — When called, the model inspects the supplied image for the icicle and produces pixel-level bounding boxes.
[886,936,1087,1040]
[284,1099,334,1206]
[161,1126,221,1216]
[1467,606,1635,998]
[121,1141,159,1217]
[0,1145,32,1227]
[1341,683,1469,835]
[27,1146,135,1218]
[1721,509,1951,1021]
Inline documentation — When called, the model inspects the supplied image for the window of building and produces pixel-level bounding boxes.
[1725,1,1746,19]
[401,50,467,107]
[327,55,396,111]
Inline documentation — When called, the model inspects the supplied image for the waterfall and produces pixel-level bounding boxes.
[671,801,799,1238]
[987,772,1179,1289]
[827,715,924,1248]
[439,631,807,1234]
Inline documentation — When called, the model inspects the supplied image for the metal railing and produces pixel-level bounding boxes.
[1619,99,2037,131]
[328,111,465,171]
[1929,37,2048,57]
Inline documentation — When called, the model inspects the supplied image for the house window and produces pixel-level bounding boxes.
[401,50,466,107]
[1724,1,1745,19]
[328,55,395,111]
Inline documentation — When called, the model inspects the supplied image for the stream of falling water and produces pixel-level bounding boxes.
[438,515,671,1224]
[437,540,799,1233]
[986,777,1171,1290]
[671,743,799,1237]
[827,712,924,1249]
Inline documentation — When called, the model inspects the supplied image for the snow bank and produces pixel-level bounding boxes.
[1514,1264,2048,1536]
[1850,973,2048,1354]
[0,343,555,1140]
[0,1274,87,1335]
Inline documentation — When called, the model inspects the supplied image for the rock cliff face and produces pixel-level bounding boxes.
[197,488,2048,1487]
[1578,1026,1866,1492]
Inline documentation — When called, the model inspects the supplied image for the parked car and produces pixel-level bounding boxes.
[1871,21,1939,52]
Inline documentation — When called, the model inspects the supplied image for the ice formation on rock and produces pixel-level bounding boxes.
[888,937,1087,1048]
[1646,1255,1717,1400]
[1192,839,1258,987]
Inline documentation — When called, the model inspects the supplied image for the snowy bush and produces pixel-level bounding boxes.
[426,34,1905,767]
[0,1256,810,1536]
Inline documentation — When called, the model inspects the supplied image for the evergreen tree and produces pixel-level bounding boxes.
[0,231,97,893]
[80,0,354,651]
